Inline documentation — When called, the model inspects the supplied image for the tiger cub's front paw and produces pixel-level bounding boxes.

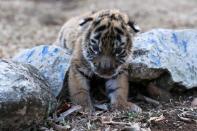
[81,103,94,113]
[71,93,94,112]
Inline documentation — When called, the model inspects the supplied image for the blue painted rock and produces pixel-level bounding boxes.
[130,29,197,89]
[0,60,56,130]
[13,29,197,93]
[13,45,71,97]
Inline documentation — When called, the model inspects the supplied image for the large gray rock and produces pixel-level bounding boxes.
[130,29,197,89]
[0,60,56,130]
[13,45,71,97]
[13,29,197,92]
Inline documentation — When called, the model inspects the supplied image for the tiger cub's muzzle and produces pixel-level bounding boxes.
[92,56,120,78]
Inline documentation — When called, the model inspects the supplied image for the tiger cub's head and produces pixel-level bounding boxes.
[80,9,140,79]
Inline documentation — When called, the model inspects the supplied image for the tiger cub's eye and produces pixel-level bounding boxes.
[90,44,100,55]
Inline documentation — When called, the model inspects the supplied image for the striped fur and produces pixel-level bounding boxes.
[59,9,142,112]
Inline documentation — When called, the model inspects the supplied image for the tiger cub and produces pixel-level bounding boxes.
[57,9,142,113]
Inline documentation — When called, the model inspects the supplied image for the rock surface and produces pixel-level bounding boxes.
[13,45,71,97]
[130,29,197,89]
[0,60,56,130]
[13,29,197,91]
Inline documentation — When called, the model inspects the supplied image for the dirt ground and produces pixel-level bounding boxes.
[0,0,197,131]
[45,87,196,131]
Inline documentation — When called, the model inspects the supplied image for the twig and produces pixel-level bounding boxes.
[178,112,197,123]
[177,114,193,123]
[55,105,82,122]
[102,120,132,126]
[39,127,54,131]
[137,94,160,105]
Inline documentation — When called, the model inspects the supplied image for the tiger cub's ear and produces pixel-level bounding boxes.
[128,20,141,33]
[79,17,93,26]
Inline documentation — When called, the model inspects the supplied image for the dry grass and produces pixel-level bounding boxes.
[41,90,197,130]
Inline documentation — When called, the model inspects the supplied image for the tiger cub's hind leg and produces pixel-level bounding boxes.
[68,67,93,112]
[106,73,142,113]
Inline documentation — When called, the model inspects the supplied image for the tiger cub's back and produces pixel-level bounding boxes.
[54,11,94,52]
